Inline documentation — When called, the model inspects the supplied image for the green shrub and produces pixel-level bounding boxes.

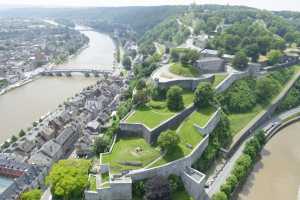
[168,174,184,193]
[222,79,257,113]
[220,182,232,197]
[226,175,238,192]
[21,189,42,200]
[256,77,280,103]
[132,179,146,198]
[194,82,214,109]
[166,86,184,111]
[158,130,180,151]
[212,191,228,200]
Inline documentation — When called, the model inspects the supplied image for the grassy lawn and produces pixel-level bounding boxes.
[228,104,264,136]
[126,91,194,129]
[212,74,228,88]
[149,107,216,168]
[101,137,161,174]
[170,63,200,77]
[89,175,96,191]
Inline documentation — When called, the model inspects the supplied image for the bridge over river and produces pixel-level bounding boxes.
[41,67,114,77]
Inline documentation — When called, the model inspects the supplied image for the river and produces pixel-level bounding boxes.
[0,28,115,142]
[238,122,300,200]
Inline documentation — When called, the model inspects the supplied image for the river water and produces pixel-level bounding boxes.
[238,122,300,200]
[0,29,115,142]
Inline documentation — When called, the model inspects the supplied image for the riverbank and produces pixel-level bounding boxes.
[0,25,117,142]
[237,120,300,200]
[207,104,300,200]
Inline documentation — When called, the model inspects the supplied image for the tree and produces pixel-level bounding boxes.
[46,159,91,200]
[122,55,132,70]
[255,130,266,145]
[144,176,171,200]
[220,182,232,197]
[267,50,283,65]
[194,82,214,109]
[243,138,261,160]
[136,79,147,90]
[133,89,149,106]
[21,189,42,200]
[257,36,272,55]
[19,129,26,137]
[232,51,249,70]
[236,154,252,169]
[10,135,17,143]
[256,77,280,103]
[232,163,247,180]
[93,135,111,155]
[223,34,240,54]
[133,179,146,198]
[245,44,260,62]
[166,86,184,111]
[212,191,228,200]
[158,130,180,151]
[226,175,238,192]
[271,37,286,50]
[168,174,184,192]
[223,79,257,113]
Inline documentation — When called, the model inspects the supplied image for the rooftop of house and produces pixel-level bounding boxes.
[54,124,76,146]
[39,140,62,159]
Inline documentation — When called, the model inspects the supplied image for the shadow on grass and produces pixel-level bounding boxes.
[135,105,151,111]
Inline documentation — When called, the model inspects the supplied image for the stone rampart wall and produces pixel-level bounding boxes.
[215,71,249,93]
[157,75,214,91]
[181,167,206,200]
[119,105,195,144]
[127,135,209,181]
[194,108,221,136]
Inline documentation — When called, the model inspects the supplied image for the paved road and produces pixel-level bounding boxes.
[206,138,248,197]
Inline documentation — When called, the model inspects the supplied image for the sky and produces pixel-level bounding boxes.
[0,0,300,12]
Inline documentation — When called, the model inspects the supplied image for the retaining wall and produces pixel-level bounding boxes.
[157,75,214,91]
[119,105,195,144]
[215,71,249,93]
[181,167,207,200]
[127,135,209,181]
[85,177,132,200]
[194,108,221,136]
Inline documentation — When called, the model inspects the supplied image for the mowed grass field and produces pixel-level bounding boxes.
[126,91,194,129]
[169,63,200,77]
[212,74,228,88]
[101,137,161,174]
[228,105,264,136]
[148,106,216,168]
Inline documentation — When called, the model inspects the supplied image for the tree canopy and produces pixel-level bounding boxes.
[166,86,184,111]
[46,159,91,200]
[158,130,180,151]
[267,50,283,65]
[20,189,42,200]
[144,176,171,200]
[194,82,214,109]
[232,51,249,70]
